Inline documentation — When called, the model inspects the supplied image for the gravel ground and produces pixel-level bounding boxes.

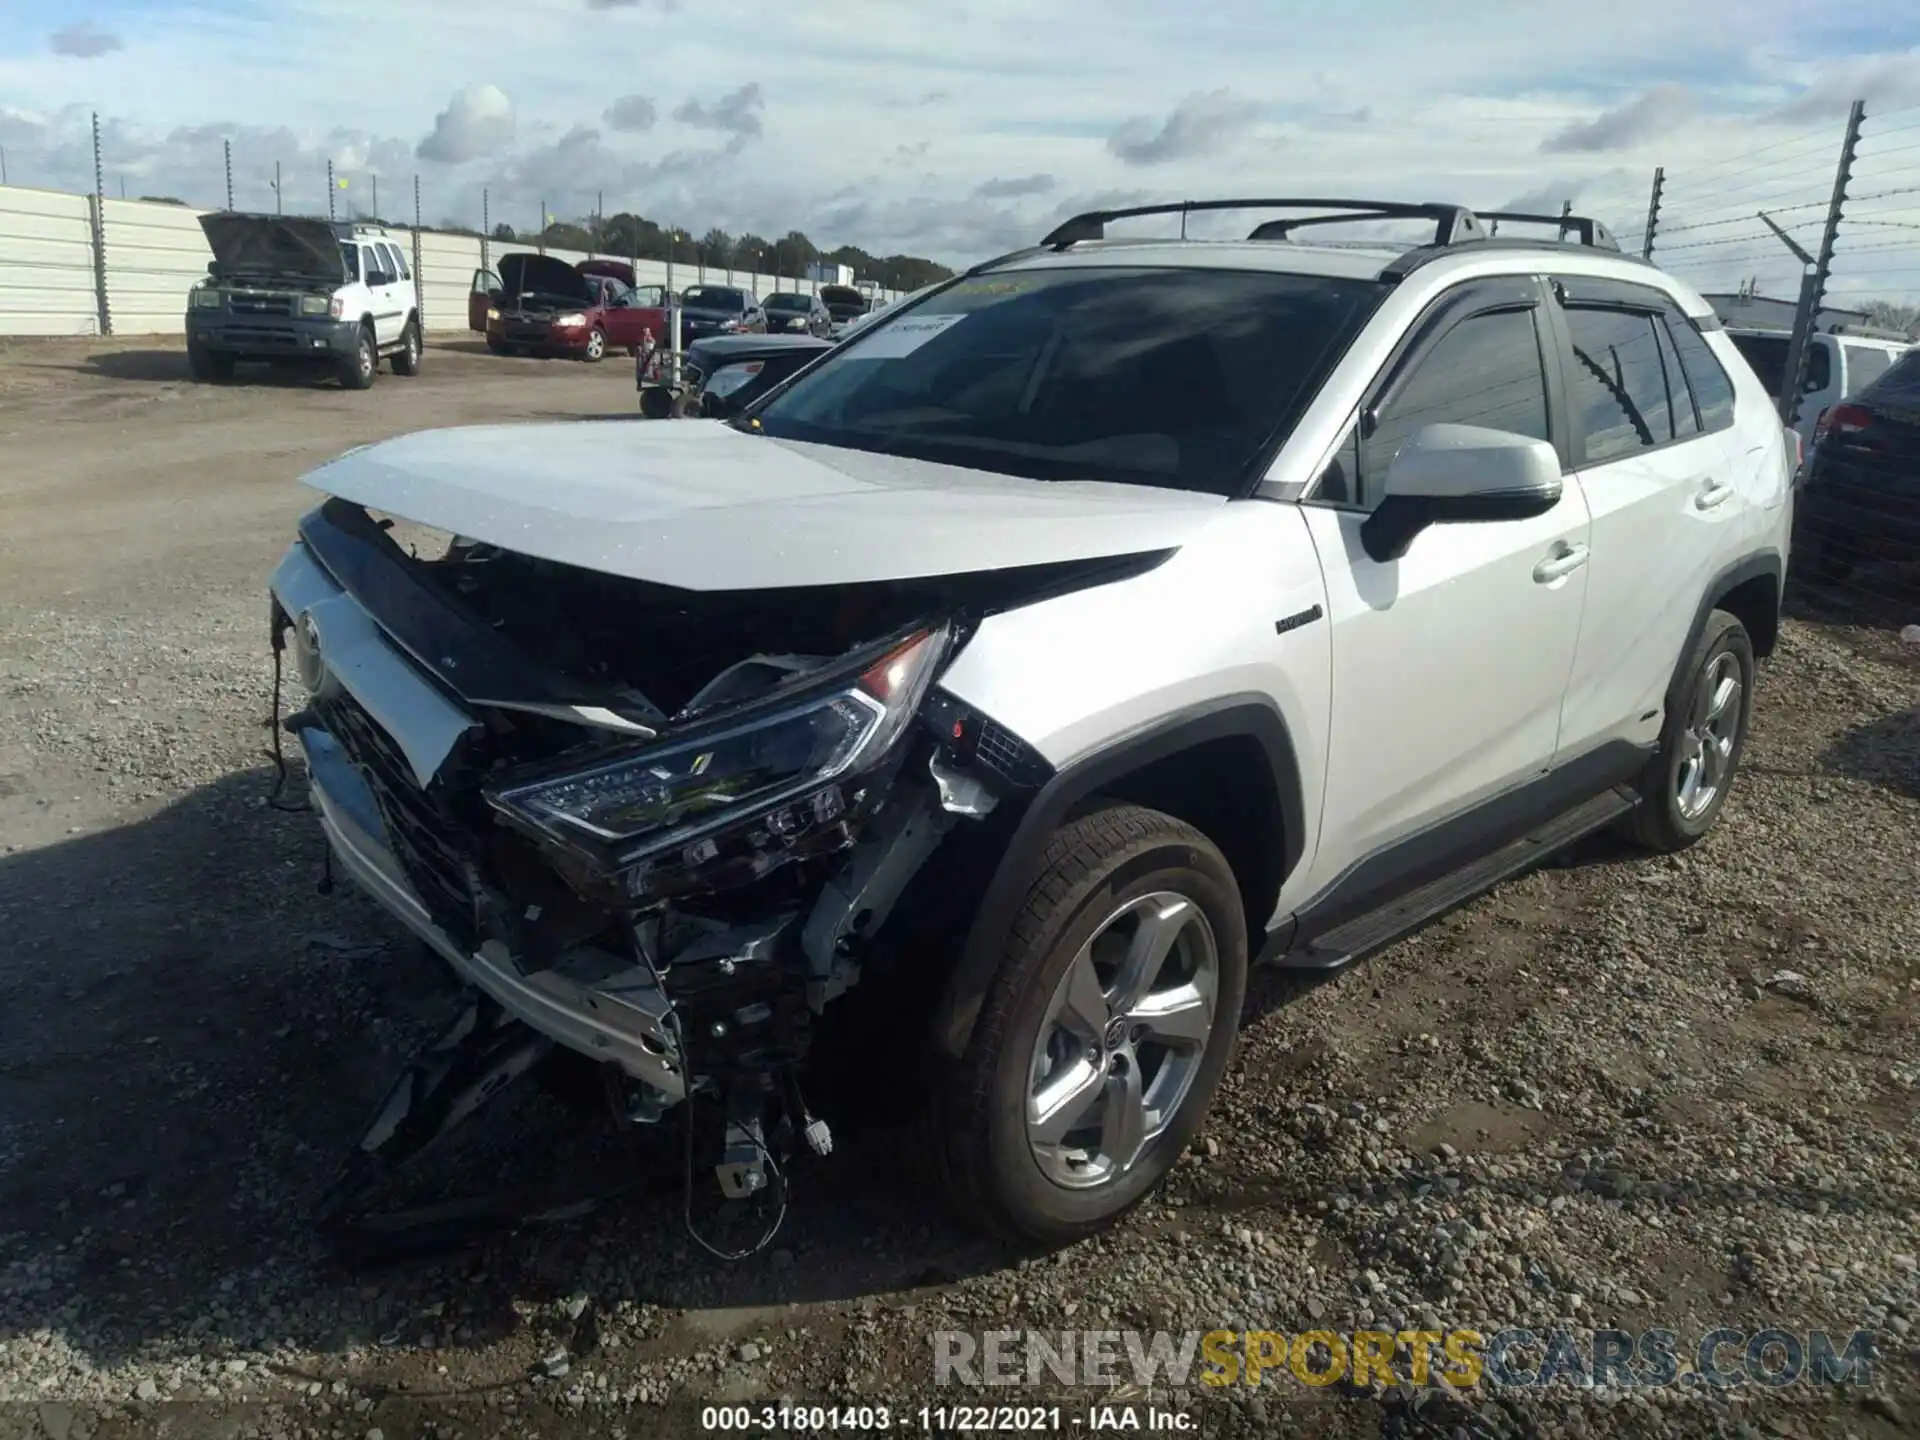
[0,334,1916,1439]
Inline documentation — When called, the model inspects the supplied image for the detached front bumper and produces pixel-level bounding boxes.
[270,542,687,1098]
[189,314,360,358]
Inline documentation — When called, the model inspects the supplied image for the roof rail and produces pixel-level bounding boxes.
[1040,199,1486,250]
[1475,210,1620,251]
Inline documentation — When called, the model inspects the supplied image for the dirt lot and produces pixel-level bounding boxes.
[0,334,1916,1440]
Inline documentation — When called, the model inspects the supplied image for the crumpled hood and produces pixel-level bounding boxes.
[302,422,1228,591]
[200,213,345,281]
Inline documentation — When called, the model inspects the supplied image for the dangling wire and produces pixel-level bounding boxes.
[265,642,310,814]
[634,932,789,1261]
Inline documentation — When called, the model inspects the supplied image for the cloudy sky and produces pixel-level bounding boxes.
[2,0,1919,298]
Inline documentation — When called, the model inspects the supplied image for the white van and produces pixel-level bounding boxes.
[1726,327,1913,449]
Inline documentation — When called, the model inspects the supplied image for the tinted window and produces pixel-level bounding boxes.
[1863,349,1920,404]
[751,266,1383,496]
[1353,307,1550,506]
[684,286,746,311]
[1667,318,1736,432]
[1844,344,1895,393]
[340,244,360,281]
[1729,332,1789,398]
[394,245,411,281]
[1566,307,1676,463]
[1653,316,1699,439]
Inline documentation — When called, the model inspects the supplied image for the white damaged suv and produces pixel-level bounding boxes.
[269,199,1792,1243]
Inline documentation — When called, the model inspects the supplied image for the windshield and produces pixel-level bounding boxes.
[766,293,810,310]
[684,286,746,311]
[747,266,1382,496]
[339,243,359,281]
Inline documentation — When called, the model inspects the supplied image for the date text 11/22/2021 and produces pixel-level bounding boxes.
[700,1403,1198,1431]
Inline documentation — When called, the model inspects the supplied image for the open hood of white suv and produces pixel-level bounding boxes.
[303,421,1228,590]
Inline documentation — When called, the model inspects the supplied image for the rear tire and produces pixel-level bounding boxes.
[930,804,1247,1244]
[338,325,377,390]
[390,321,422,376]
[1625,609,1754,853]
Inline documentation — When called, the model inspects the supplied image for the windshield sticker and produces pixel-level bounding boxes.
[950,277,1033,298]
[854,311,968,358]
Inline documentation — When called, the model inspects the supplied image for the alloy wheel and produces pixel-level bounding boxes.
[1676,651,1742,820]
[1025,891,1219,1190]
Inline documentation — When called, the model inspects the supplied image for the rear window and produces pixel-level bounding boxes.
[748,266,1383,497]
[684,286,746,311]
[1862,349,1920,405]
[1729,332,1829,398]
[1843,344,1897,393]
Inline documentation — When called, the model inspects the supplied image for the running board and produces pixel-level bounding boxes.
[1280,787,1637,970]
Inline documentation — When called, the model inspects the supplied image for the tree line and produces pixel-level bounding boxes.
[431,210,955,293]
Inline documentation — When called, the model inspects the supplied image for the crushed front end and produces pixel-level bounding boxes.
[270,499,1056,1234]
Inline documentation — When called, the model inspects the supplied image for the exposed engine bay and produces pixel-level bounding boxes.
[271,498,1154,1252]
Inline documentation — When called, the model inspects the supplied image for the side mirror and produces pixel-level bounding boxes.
[1360,423,1563,563]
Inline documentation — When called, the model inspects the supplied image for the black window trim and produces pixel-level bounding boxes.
[1650,309,1704,438]
[1302,274,1566,513]
[1546,277,1734,466]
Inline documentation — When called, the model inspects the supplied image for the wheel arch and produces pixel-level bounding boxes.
[1695,551,1782,664]
[931,695,1306,1060]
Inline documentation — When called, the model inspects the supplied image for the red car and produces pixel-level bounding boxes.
[469,254,674,363]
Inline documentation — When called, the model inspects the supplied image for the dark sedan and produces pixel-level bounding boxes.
[1795,345,1920,584]
[763,290,833,337]
[677,284,765,343]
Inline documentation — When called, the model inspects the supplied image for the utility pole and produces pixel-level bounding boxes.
[1641,166,1664,260]
[371,173,378,222]
[413,174,424,330]
[538,197,546,254]
[224,139,233,211]
[327,159,336,222]
[274,161,282,215]
[89,111,111,336]
[482,187,491,271]
[1780,100,1864,429]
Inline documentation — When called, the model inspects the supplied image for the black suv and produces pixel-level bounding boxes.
[1795,346,1920,584]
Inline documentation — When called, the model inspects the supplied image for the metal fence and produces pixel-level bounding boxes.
[0,113,902,339]
[1620,98,1920,626]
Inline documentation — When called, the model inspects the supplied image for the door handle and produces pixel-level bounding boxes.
[1694,479,1735,511]
[1533,542,1589,584]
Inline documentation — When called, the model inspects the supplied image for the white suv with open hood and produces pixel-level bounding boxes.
[269,199,1792,1243]
[189,215,421,388]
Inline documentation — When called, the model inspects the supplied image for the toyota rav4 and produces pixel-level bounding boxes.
[269,199,1792,1244]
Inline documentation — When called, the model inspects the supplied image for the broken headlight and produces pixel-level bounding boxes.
[486,625,949,872]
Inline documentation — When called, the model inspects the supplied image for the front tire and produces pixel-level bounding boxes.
[933,804,1247,1244]
[582,327,607,363]
[186,344,233,382]
[338,325,377,390]
[390,321,422,376]
[1626,609,1755,852]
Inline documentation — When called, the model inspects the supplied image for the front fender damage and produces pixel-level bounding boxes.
[286,508,1094,1252]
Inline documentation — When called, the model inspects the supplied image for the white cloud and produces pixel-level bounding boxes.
[1542,86,1695,153]
[1107,89,1261,165]
[603,94,657,133]
[0,0,1911,296]
[417,83,515,164]
[48,22,123,58]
